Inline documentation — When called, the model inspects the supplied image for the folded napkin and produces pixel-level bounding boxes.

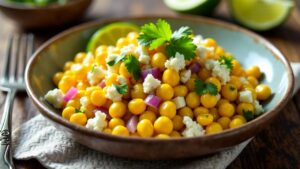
[12,63,300,169]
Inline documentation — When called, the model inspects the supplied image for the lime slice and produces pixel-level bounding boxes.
[87,22,140,52]
[229,0,294,31]
[163,0,221,16]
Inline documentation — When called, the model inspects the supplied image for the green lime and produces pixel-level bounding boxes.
[163,0,221,16]
[86,22,140,52]
[229,0,294,31]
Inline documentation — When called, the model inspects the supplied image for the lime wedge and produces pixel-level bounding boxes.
[87,22,140,52]
[229,0,294,31]
[163,0,221,16]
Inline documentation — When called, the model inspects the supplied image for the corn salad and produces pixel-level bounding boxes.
[45,20,272,138]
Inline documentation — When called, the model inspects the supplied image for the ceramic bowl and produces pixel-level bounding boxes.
[25,16,294,160]
[0,0,92,29]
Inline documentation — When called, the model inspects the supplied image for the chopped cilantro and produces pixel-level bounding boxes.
[195,79,218,96]
[243,110,254,121]
[75,109,82,113]
[123,55,141,80]
[218,56,233,70]
[138,19,196,60]
[107,54,126,66]
[166,37,197,61]
[172,26,193,39]
[114,84,128,94]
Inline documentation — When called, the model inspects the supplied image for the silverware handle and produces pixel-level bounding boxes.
[0,90,16,169]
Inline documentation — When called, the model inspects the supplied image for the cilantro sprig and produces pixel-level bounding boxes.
[138,19,172,49]
[107,54,126,66]
[123,55,141,80]
[195,79,218,96]
[243,110,254,121]
[114,84,128,94]
[138,19,196,60]
[75,109,83,113]
[106,54,141,80]
[218,56,233,70]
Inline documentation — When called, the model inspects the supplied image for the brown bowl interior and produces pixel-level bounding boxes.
[0,0,92,29]
[25,16,294,160]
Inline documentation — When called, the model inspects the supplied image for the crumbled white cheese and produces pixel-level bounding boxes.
[165,52,185,72]
[182,116,205,137]
[205,59,216,70]
[105,85,123,101]
[136,44,148,55]
[80,96,89,107]
[239,90,253,103]
[143,74,161,93]
[117,75,127,85]
[192,35,204,46]
[44,88,65,109]
[196,45,214,58]
[87,66,106,85]
[254,101,264,116]
[139,54,150,65]
[180,69,191,83]
[86,111,108,132]
[205,59,230,84]
[82,52,94,65]
[105,54,118,64]
[136,45,150,65]
[216,94,221,101]
[121,44,137,56]
[172,97,186,109]
[193,35,214,57]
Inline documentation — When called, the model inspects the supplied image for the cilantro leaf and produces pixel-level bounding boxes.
[195,79,218,96]
[166,37,196,60]
[195,79,206,95]
[243,110,254,121]
[107,54,126,66]
[206,83,218,95]
[172,26,192,40]
[123,55,141,80]
[114,84,128,94]
[75,109,82,113]
[218,56,233,70]
[138,19,172,49]
[138,19,196,60]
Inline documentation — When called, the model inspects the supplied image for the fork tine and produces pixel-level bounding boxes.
[9,35,21,83]
[26,34,34,62]
[8,35,20,83]
[17,34,27,83]
[18,34,34,82]
[2,35,13,83]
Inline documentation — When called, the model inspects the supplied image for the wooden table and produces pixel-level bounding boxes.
[0,0,299,168]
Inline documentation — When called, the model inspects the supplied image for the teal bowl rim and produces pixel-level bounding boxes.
[25,15,294,143]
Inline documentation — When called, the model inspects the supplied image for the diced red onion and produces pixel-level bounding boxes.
[141,68,161,80]
[144,95,162,109]
[189,62,201,73]
[93,107,111,120]
[99,79,106,88]
[126,115,138,133]
[63,87,78,102]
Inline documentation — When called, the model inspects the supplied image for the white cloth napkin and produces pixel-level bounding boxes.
[12,63,300,169]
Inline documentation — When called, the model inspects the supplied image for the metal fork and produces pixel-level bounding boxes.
[0,34,34,169]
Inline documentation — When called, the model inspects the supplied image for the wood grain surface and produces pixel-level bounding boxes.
[0,0,299,168]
